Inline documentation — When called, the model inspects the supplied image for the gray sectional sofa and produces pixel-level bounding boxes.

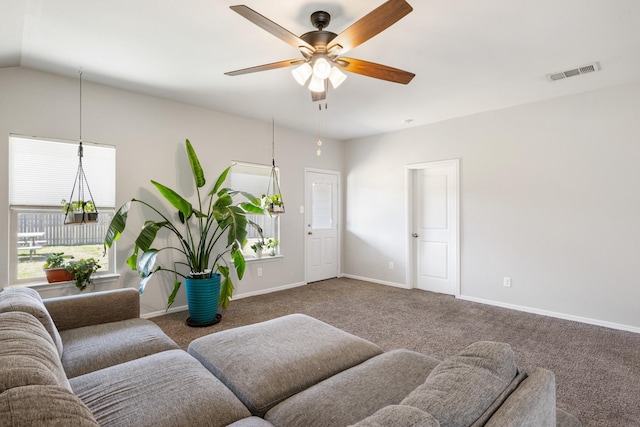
[0,287,582,426]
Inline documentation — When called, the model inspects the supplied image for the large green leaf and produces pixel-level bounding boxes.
[135,221,169,252]
[240,201,265,214]
[224,206,248,247]
[167,280,182,309]
[231,248,246,280]
[210,165,232,196]
[103,201,131,252]
[214,194,233,209]
[138,249,159,278]
[218,265,233,309]
[151,180,193,218]
[185,139,205,189]
[126,246,139,270]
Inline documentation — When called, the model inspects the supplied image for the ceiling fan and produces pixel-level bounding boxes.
[225,0,415,101]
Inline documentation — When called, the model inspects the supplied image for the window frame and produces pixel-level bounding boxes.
[8,135,116,285]
[230,161,282,259]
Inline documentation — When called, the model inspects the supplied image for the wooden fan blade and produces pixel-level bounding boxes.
[336,57,415,84]
[225,59,305,76]
[230,5,314,53]
[327,0,413,55]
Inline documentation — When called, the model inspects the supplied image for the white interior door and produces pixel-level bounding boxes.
[410,160,459,295]
[305,169,339,283]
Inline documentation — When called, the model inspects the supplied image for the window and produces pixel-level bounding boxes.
[229,162,281,258]
[9,135,116,284]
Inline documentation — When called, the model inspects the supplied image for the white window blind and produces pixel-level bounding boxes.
[229,162,272,198]
[9,135,116,208]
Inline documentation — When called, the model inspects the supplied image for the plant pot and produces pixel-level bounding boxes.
[255,248,263,259]
[87,212,98,222]
[185,274,221,326]
[44,268,73,283]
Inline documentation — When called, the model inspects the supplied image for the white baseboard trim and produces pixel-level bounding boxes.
[458,295,640,334]
[341,274,411,290]
[233,281,307,300]
[141,282,308,319]
[141,304,187,319]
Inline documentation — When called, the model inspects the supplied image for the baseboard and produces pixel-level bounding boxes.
[458,295,640,334]
[141,304,187,319]
[142,281,308,319]
[232,281,307,300]
[340,274,411,290]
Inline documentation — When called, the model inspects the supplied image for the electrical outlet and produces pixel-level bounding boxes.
[257,267,263,277]
[389,261,394,270]
[503,277,511,288]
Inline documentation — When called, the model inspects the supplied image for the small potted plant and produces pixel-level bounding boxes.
[85,200,98,222]
[261,194,284,214]
[66,258,101,291]
[251,239,266,258]
[61,199,98,223]
[266,238,279,256]
[43,252,74,283]
[62,199,85,223]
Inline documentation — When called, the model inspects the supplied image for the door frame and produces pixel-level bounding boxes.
[405,159,460,296]
[304,167,342,283]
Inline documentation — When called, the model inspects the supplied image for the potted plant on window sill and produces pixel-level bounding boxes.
[266,238,279,256]
[250,239,266,258]
[43,253,100,290]
[43,252,74,283]
[103,139,264,327]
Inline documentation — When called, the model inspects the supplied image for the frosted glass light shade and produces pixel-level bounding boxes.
[312,57,331,80]
[292,63,312,85]
[308,76,326,92]
[328,66,347,88]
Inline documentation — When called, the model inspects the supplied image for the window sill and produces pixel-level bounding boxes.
[6,274,121,291]
[241,255,283,264]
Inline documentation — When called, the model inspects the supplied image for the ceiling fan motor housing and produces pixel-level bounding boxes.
[310,11,331,30]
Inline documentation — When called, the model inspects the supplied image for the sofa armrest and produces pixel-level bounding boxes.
[43,288,140,331]
[485,367,556,427]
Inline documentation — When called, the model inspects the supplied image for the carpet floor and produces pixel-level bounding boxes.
[151,277,640,427]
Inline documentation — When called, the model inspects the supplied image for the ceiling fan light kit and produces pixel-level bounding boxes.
[226,0,415,101]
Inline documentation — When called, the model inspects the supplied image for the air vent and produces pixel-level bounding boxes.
[546,62,600,82]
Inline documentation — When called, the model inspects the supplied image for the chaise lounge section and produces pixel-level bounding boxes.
[0,287,582,426]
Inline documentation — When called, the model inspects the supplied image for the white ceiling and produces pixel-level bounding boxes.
[3,0,640,140]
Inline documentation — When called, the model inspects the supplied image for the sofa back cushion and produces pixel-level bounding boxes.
[0,311,71,393]
[401,341,517,427]
[0,385,99,426]
[350,405,441,427]
[0,287,63,356]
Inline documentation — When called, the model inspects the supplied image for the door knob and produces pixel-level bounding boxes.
[412,233,419,238]
[308,232,313,235]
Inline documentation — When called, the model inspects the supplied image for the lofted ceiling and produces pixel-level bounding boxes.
[2,0,640,140]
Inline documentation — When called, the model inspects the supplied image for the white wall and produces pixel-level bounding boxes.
[344,81,640,330]
[0,67,343,316]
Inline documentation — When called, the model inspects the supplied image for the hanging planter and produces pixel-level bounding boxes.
[263,118,285,215]
[64,71,99,225]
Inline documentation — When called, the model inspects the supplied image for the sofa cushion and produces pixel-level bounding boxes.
[70,349,251,427]
[265,349,440,427]
[483,367,556,427]
[0,287,63,356]
[0,311,71,393]
[401,341,517,427]
[0,385,99,427]
[350,405,441,427]
[188,313,384,417]
[227,417,276,427]
[60,318,179,378]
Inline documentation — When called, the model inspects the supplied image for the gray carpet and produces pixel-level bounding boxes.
[151,277,640,427]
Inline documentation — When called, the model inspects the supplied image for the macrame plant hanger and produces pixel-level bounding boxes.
[64,70,99,225]
[265,118,285,214]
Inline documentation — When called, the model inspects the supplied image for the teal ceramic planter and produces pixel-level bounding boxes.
[185,274,221,325]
